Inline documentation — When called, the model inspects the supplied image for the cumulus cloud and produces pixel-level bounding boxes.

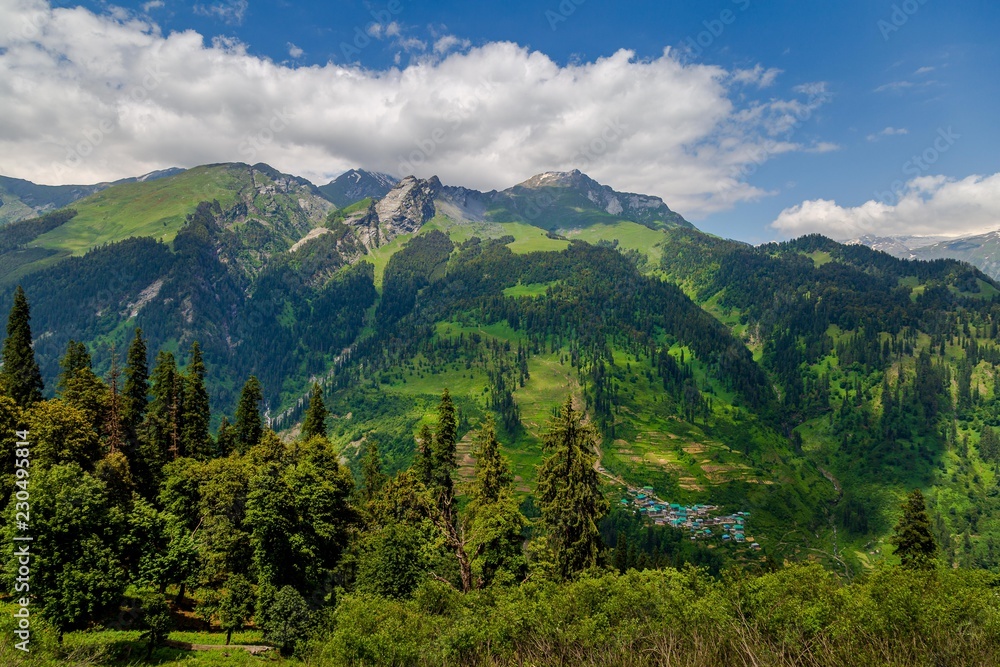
[0,0,836,217]
[287,42,303,59]
[771,173,1000,239]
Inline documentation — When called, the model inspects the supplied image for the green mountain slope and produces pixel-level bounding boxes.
[5,165,999,572]
[0,168,183,225]
[660,228,1000,571]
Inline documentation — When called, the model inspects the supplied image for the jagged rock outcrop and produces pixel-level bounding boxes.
[350,175,441,248]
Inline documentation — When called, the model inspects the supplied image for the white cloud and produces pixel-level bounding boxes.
[771,174,1000,239]
[142,0,164,11]
[0,1,837,218]
[396,36,427,52]
[731,65,781,88]
[915,66,934,74]
[866,126,908,142]
[434,34,470,55]
[287,42,303,59]
[193,0,247,25]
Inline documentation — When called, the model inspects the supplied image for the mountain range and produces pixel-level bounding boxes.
[851,231,1000,282]
[2,161,1000,573]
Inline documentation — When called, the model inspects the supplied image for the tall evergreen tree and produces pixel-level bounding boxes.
[147,351,181,461]
[56,340,108,429]
[106,348,125,454]
[301,383,328,440]
[413,424,434,486]
[891,488,938,569]
[467,416,526,587]
[537,397,609,580]
[471,415,512,506]
[1,286,43,408]
[181,342,211,459]
[122,328,150,444]
[234,376,263,453]
[431,388,458,495]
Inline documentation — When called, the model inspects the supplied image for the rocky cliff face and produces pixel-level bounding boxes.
[350,175,441,248]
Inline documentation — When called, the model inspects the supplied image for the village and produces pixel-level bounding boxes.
[621,486,761,550]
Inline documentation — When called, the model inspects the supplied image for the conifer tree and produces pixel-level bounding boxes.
[56,340,108,428]
[431,388,457,495]
[471,415,512,506]
[467,416,526,587]
[413,423,434,486]
[1,286,43,408]
[537,397,609,580]
[181,342,211,459]
[891,488,938,569]
[301,383,328,440]
[123,328,150,443]
[234,376,263,453]
[147,351,181,461]
[106,348,125,454]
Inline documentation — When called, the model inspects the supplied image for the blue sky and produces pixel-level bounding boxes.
[8,0,1000,242]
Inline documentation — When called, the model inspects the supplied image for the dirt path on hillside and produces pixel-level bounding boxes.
[592,441,628,487]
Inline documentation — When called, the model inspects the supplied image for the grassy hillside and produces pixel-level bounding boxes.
[32,165,246,254]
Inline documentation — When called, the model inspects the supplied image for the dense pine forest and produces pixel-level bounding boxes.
[3,275,1000,666]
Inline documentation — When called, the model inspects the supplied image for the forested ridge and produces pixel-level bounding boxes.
[1,287,999,666]
[7,173,1000,664]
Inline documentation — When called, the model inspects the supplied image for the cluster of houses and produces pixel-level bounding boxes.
[621,486,761,550]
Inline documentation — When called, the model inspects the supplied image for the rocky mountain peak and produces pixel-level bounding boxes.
[350,175,442,249]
